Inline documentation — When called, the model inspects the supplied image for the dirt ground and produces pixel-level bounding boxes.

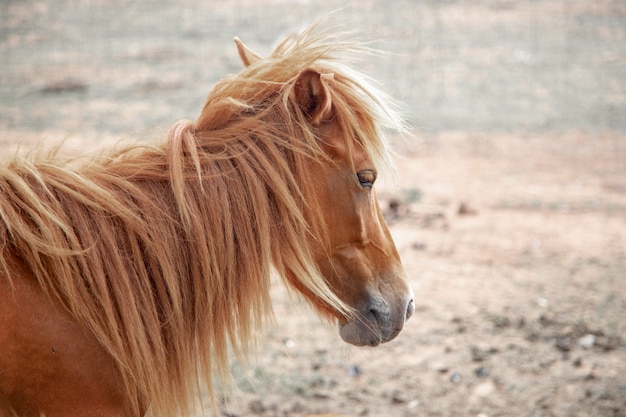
[209,131,626,417]
[1,1,625,417]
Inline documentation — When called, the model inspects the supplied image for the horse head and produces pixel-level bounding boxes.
[236,38,414,347]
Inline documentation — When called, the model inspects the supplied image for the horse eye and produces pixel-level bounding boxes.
[356,170,376,188]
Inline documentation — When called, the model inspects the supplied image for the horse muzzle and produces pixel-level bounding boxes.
[338,287,415,347]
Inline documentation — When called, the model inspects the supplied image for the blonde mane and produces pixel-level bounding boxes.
[0,26,404,417]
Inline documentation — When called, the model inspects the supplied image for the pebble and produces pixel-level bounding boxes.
[348,365,362,377]
[248,399,265,414]
[412,242,427,251]
[555,337,572,352]
[578,334,596,349]
[534,297,549,308]
[470,345,497,362]
[474,366,490,378]
[432,362,450,373]
[391,390,407,404]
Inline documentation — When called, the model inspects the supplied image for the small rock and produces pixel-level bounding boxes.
[555,337,572,352]
[534,297,549,309]
[411,241,427,251]
[431,362,449,374]
[388,199,402,215]
[391,390,407,404]
[578,334,596,349]
[474,366,490,378]
[348,365,362,377]
[450,372,462,383]
[470,345,496,362]
[248,399,265,414]
[458,201,477,216]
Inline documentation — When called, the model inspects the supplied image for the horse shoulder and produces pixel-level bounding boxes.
[0,258,132,417]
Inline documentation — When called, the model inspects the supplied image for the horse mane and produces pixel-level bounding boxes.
[0,25,404,417]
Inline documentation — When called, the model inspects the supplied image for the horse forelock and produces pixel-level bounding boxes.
[0,25,405,417]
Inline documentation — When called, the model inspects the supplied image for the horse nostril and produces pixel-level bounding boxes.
[368,306,382,325]
[406,299,415,321]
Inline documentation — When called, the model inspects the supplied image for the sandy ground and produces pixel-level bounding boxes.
[211,131,626,417]
[1,1,625,416]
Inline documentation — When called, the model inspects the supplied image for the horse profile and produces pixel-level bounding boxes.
[0,26,414,417]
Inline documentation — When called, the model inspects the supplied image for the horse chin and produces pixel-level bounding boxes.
[338,321,401,347]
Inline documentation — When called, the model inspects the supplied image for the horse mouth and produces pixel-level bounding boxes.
[338,319,404,347]
[337,291,415,347]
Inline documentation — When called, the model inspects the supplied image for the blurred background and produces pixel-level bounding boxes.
[1,1,625,416]
[3,0,625,136]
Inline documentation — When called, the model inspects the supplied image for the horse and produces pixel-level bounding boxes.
[0,25,414,417]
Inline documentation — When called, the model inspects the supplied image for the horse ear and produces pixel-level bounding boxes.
[293,70,334,125]
[234,37,261,67]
